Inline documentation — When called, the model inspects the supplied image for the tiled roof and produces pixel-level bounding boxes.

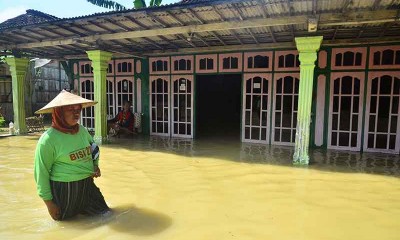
[0,9,59,30]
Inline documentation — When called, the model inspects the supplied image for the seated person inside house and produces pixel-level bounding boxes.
[108,101,135,136]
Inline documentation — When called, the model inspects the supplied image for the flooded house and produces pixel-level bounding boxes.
[0,0,399,164]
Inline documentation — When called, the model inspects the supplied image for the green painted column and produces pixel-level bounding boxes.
[5,57,29,135]
[293,36,323,165]
[87,50,112,144]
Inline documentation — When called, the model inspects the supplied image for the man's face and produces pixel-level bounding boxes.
[62,104,82,126]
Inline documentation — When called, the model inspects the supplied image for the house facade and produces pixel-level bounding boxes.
[1,0,399,162]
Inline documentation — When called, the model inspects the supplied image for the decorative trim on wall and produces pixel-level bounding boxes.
[136,60,142,74]
[171,55,194,74]
[115,59,134,74]
[79,61,92,76]
[318,50,327,69]
[149,57,170,75]
[369,45,400,69]
[196,54,217,73]
[243,52,273,72]
[331,47,367,70]
[106,61,114,76]
[274,50,300,71]
[315,74,326,147]
[218,52,243,73]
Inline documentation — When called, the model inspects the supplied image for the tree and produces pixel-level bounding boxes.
[86,0,162,10]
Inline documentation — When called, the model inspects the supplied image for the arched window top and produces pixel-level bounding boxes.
[274,50,299,71]
[196,54,217,73]
[219,53,242,72]
[115,60,134,73]
[331,47,366,70]
[150,57,170,74]
[244,51,272,72]
[369,46,400,69]
[79,61,93,76]
[171,55,194,74]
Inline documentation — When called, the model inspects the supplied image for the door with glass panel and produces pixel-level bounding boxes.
[242,73,271,143]
[150,76,170,136]
[328,73,364,151]
[171,75,193,138]
[272,74,299,146]
[106,79,115,120]
[116,77,134,113]
[364,73,400,153]
[80,78,94,129]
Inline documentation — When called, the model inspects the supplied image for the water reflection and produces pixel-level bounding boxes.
[1,134,400,240]
[118,136,400,178]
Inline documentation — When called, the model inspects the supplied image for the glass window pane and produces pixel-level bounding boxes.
[392,97,399,114]
[251,127,260,140]
[245,111,251,125]
[281,129,291,142]
[246,79,252,93]
[390,116,397,133]
[179,123,185,134]
[340,97,351,130]
[274,129,280,142]
[371,78,378,94]
[368,134,375,148]
[332,113,338,130]
[331,131,337,146]
[377,96,390,132]
[253,77,262,94]
[334,79,340,95]
[380,75,392,94]
[338,132,350,147]
[369,115,376,132]
[261,128,267,141]
[370,96,377,113]
[352,115,358,131]
[333,96,339,112]
[284,76,294,94]
[275,95,281,110]
[262,112,268,127]
[353,97,359,113]
[262,96,268,110]
[351,133,357,147]
[276,79,282,94]
[263,79,268,94]
[246,95,251,109]
[389,135,396,150]
[341,76,353,94]
[245,127,250,139]
[187,109,191,122]
[376,134,387,149]
[392,77,400,94]
[275,112,281,127]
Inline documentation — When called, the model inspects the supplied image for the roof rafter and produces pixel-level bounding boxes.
[1,9,398,50]
[188,8,226,45]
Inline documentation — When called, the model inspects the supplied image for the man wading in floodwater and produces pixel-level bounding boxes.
[34,90,110,220]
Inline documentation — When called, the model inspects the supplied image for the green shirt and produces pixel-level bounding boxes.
[34,125,99,200]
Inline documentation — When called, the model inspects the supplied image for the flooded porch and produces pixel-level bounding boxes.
[1,135,399,240]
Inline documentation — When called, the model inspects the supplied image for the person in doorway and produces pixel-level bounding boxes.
[34,90,109,221]
[107,100,135,137]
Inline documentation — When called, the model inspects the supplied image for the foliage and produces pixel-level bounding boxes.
[0,116,5,127]
[86,0,162,10]
[86,0,127,11]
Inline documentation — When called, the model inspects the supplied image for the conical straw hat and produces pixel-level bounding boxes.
[35,90,97,114]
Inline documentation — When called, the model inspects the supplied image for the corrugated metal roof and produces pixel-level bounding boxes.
[0,0,399,59]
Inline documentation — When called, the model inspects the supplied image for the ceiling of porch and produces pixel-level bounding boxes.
[0,0,399,59]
